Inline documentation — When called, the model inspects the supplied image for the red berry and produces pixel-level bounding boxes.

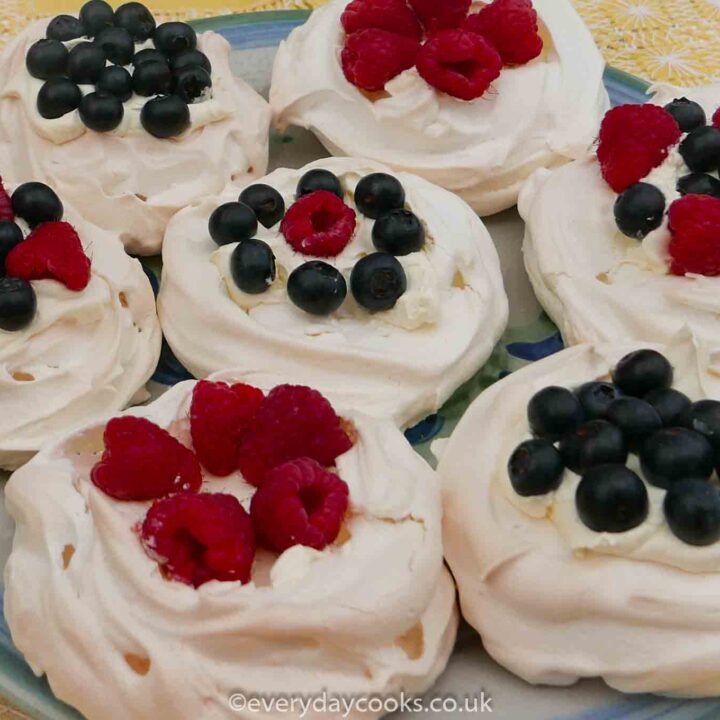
[713,106,720,128]
[597,104,681,193]
[341,28,420,92]
[341,0,422,40]
[280,190,357,258]
[91,416,202,501]
[463,0,543,66]
[668,195,720,277]
[408,0,470,31]
[0,178,14,222]
[238,384,354,486]
[141,492,255,587]
[5,221,90,291]
[190,380,264,477]
[416,29,502,101]
[250,458,349,553]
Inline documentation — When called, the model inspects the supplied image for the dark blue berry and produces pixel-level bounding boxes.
[679,126,720,173]
[0,221,24,274]
[644,387,692,426]
[296,169,343,199]
[153,22,197,56]
[208,202,257,246]
[640,428,714,489]
[96,65,133,102]
[11,183,63,228]
[354,173,405,219]
[664,478,720,546]
[133,48,167,67]
[527,386,584,441]
[681,400,720,463]
[79,0,115,37]
[604,397,662,452]
[230,239,276,295]
[26,39,68,80]
[173,66,212,103]
[46,15,86,42]
[140,95,190,139]
[0,278,36,331]
[676,172,720,198]
[612,349,673,397]
[79,91,124,133]
[663,98,707,133]
[559,420,627,474]
[94,26,134,65]
[576,464,648,533]
[287,261,347,316]
[67,42,107,84]
[372,209,425,256]
[132,60,172,96]
[350,252,407,312]
[239,184,284,229]
[37,77,82,119]
[575,381,623,420]
[614,183,665,240]
[508,439,564,497]
[114,2,156,41]
[169,48,212,75]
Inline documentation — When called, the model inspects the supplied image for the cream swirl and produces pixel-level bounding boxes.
[440,332,720,696]
[0,20,271,255]
[520,85,720,348]
[158,157,508,428]
[0,205,161,470]
[269,0,609,216]
[4,372,458,720]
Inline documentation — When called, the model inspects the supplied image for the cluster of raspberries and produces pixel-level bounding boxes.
[90,382,354,588]
[597,104,720,278]
[340,0,544,101]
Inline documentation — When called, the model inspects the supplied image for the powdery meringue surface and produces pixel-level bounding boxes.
[269,0,609,216]
[0,207,160,471]
[520,84,720,348]
[4,371,458,720]
[158,157,508,428]
[0,20,271,255]
[440,332,720,697]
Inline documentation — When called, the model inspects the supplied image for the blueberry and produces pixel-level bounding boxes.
[681,400,720,462]
[508,439,564,497]
[26,39,68,80]
[132,48,167,67]
[559,420,628,474]
[0,221,24,274]
[46,15,86,42]
[613,182,665,240]
[114,2,156,41]
[140,95,190,138]
[79,0,115,37]
[37,77,82,119]
[67,42,107,84]
[612,349,673,397]
[663,98,707,133]
[576,464,648,533]
[679,126,720,173]
[372,209,425,256]
[296,169,343,199]
[644,387,692,426]
[79,91,124,132]
[287,261,347,316]
[354,173,405,219]
[11,182,63,227]
[169,48,212,75]
[604,397,662,452]
[230,239,276,295]
[239,184,285,229]
[153,22,197,56]
[0,278,37,332]
[350,253,407,312]
[132,61,172,96]
[527,386,584,441]
[173,66,212,103]
[94,26,134,66]
[676,172,720,198]
[96,66,132,102]
[575,381,623,420]
[208,202,257,246]
[664,478,720,546]
[640,428,714,489]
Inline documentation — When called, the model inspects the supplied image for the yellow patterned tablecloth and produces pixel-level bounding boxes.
[2,0,720,86]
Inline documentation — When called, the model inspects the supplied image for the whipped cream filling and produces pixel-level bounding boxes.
[270,0,609,215]
[440,333,720,696]
[158,157,508,427]
[0,205,161,470]
[0,20,271,255]
[4,372,458,720]
[520,86,720,347]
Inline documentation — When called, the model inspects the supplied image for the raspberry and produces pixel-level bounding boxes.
[463,0,543,66]
[250,458,349,553]
[0,178,14,222]
[597,105,681,193]
[280,191,357,258]
[141,493,255,587]
[238,384,354,486]
[341,28,420,92]
[416,30,502,101]
[341,0,422,40]
[5,221,90,291]
[713,106,720,128]
[91,416,202,501]
[190,380,265,477]
[408,0,471,31]
[668,195,720,277]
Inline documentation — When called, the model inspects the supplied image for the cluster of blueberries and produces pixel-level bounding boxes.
[0,183,67,331]
[26,0,212,138]
[208,168,428,317]
[508,349,720,547]
[614,97,720,240]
